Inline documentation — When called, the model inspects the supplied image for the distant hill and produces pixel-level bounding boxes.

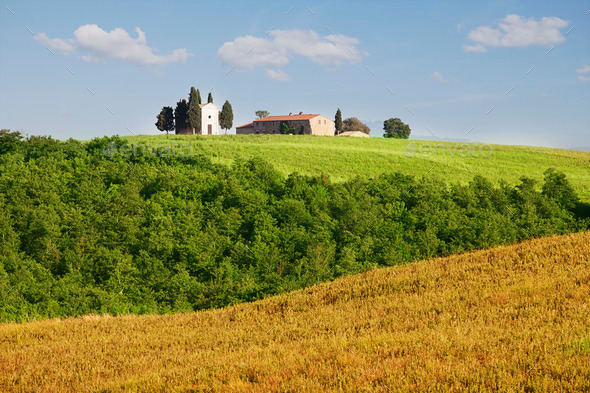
[3,232,588,392]
[125,134,590,202]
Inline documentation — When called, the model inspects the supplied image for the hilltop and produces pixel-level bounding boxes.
[2,232,588,392]
[123,135,590,202]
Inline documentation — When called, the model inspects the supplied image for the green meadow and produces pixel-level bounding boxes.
[124,134,590,201]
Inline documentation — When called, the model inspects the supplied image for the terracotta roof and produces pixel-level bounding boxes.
[254,114,321,122]
[236,122,254,129]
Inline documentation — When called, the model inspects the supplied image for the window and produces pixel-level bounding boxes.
[208,115,211,119]
[318,120,321,124]
[324,120,326,124]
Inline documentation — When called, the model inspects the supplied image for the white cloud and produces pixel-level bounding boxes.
[456,23,464,32]
[35,33,76,54]
[577,65,590,82]
[464,14,569,53]
[218,29,362,79]
[265,69,290,82]
[463,44,488,53]
[430,71,448,83]
[34,24,190,66]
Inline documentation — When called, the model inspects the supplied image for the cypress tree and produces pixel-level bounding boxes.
[219,100,234,135]
[174,99,189,134]
[207,92,213,103]
[187,87,201,134]
[196,89,202,105]
[335,108,343,135]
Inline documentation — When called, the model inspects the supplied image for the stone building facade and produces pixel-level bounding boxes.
[236,113,335,136]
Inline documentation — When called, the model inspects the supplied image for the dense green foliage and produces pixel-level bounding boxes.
[187,87,201,133]
[219,100,234,134]
[0,132,587,322]
[155,106,174,134]
[174,99,189,134]
[255,110,269,119]
[384,117,411,139]
[342,117,371,134]
[335,109,343,134]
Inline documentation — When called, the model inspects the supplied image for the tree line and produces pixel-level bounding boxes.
[0,129,588,322]
[334,109,411,138]
[156,87,233,135]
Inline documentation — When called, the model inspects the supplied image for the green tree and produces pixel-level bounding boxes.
[219,100,234,135]
[174,99,189,134]
[335,108,343,135]
[542,168,579,210]
[256,110,270,119]
[188,87,201,134]
[342,117,371,134]
[383,118,411,139]
[207,92,213,103]
[0,129,24,154]
[197,89,202,104]
[280,121,295,135]
[155,107,174,134]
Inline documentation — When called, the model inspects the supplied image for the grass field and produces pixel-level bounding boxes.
[121,135,590,202]
[2,232,588,392]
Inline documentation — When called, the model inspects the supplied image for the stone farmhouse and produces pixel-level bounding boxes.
[236,112,335,136]
[176,101,220,135]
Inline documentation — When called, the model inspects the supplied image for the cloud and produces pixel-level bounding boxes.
[577,65,590,82]
[430,71,448,83]
[34,24,191,66]
[463,14,569,53]
[218,29,362,80]
[265,69,290,82]
[456,23,464,32]
[35,33,76,54]
[462,44,487,53]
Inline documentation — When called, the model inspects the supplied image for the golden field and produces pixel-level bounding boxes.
[1,233,589,392]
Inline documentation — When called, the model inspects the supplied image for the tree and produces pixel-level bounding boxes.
[219,100,234,135]
[280,121,295,135]
[542,168,579,210]
[207,92,213,104]
[156,106,174,134]
[174,99,189,134]
[335,108,343,135]
[187,87,201,134]
[256,110,270,119]
[196,89,202,105]
[342,117,371,134]
[0,129,24,154]
[383,118,411,139]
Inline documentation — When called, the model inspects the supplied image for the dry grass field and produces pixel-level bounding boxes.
[1,232,589,392]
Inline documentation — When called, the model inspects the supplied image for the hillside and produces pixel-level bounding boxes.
[1,232,588,392]
[125,135,590,202]
[2,132,588,322]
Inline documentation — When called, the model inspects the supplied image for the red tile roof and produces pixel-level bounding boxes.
[254,114,321,122]
[236,122,254,129]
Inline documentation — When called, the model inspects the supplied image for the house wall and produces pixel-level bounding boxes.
[236,125,254,134]
[201,105,219,135]
[309,115,335,136]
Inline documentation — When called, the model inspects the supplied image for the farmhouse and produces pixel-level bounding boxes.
[236,112,335,136]
[176,101,220,135]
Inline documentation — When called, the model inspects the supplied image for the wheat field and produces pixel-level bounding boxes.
[1,232,589,392]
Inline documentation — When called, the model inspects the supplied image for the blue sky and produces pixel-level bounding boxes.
[1,0,589,148]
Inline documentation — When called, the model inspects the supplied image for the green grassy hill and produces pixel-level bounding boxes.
[124,135,590,201]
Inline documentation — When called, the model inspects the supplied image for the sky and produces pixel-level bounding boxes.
[1,0,589,149]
